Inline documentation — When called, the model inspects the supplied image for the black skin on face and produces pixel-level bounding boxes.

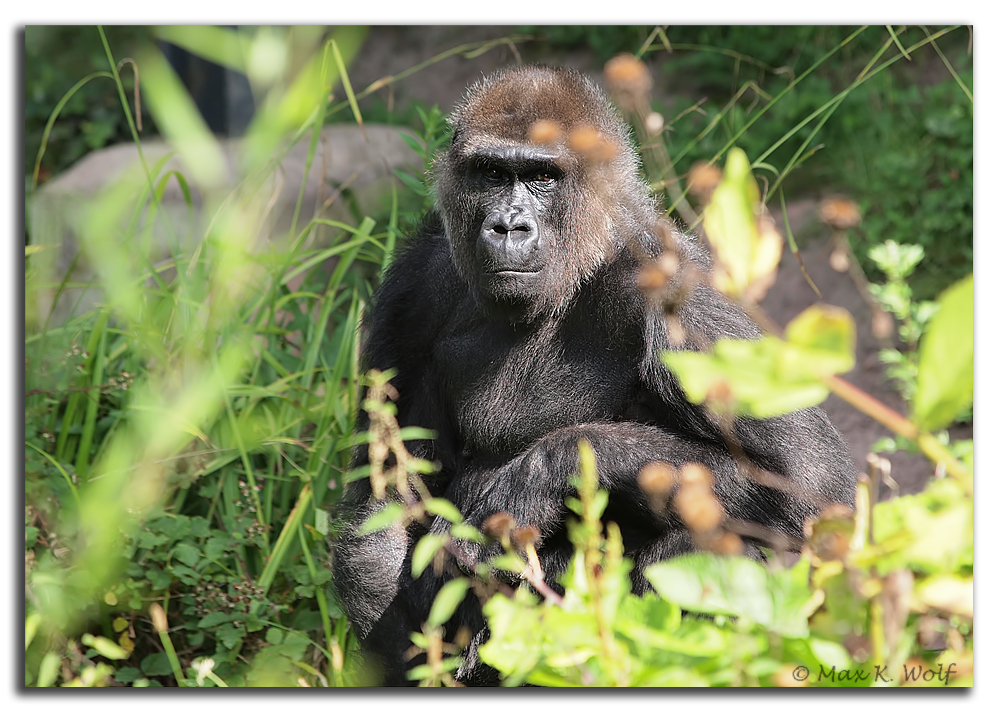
[331,65,856,686]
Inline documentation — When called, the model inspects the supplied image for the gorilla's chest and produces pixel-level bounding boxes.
[434,320,637,456]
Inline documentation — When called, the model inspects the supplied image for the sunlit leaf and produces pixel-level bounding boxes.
[355,502,405,536]
[912,274,972,431]
[426,578,470,629]
[411,533,448,578]
[644,553,813,637]
[703,148,783,301]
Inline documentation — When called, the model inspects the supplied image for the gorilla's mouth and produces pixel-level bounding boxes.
[488,269,541,276]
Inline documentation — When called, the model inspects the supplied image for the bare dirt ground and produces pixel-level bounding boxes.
[345,26,965,496]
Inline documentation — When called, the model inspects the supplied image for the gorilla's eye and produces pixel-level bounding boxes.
[533,171,558,184]
[481,165,505,181]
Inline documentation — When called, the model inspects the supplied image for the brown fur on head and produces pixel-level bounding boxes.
[433,65,660,321]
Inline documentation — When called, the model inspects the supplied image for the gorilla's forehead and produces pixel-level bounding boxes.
[455,68,618,139]
[455,135,572,168]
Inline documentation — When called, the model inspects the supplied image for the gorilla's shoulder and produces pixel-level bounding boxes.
[369,211,465,327]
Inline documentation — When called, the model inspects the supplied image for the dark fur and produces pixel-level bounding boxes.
[331,66,856,686]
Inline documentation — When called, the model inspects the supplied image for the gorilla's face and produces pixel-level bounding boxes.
[464,144,567,305]
[434,65,648,323]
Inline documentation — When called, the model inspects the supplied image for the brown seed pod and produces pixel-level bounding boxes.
[708,531,745,556]
[482,511,517,540]
[687,162,722,200]
[679,462,715,490]
[673,482,724,533]
[871,309,895,340]
[567,125,617,163]
[645,111,665,135]
[603,54,652,111]
[829,247,850,273]
[528,119,563,145]
[638,461,676,495]
[512,525,541,549]
[819,197,862,230]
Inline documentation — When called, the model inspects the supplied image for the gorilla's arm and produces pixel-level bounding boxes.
[331,225,460,679]
[639,275,858,538]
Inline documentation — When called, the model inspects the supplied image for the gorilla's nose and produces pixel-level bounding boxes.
[481,208,539,263]
[481,209,540,271]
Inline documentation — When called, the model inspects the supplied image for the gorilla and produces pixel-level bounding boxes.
[332,65,855,685]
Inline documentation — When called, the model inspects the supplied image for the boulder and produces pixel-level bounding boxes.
[28,124,421,323]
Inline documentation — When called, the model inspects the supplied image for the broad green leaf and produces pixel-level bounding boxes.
[784,304,856,375]
[355,502,405,536]
[426,578,470,628]
[82,633,129,660]
[424,497,463,524]
[871,478,972,575]
[197,612,231,629]
[663,305,856,418]
[702,148,782,301]
[172,541,201,568]
[411,533,449,578]
[644,553,812,637]
[914,575,973,618]
[478,590,545,686]
[912,274,972,431]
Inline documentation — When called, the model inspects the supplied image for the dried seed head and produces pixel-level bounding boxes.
[645,111,664,135]
[708,531,745,556]
[679,462,715,490]
[512,525,541,549]
[872,309,895,340]
[704,380,734,412]
[604,54,652,111]
[482,511,517,540]
[688,162,722,200]
[829,247,850,273]
[149,602,168,634]
[453,626,472,650]
[568,125,617,163]
[665,315,686,346]
[653,221,678,251]
[638,461,676,495]
[819,197,861,230]
[637,263,669,291]
[673,483,724,533]
[528,119,563,145]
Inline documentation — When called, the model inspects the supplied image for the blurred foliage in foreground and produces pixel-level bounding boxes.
[25,25,971,686]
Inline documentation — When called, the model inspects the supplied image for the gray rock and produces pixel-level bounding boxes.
[28,124,421,324]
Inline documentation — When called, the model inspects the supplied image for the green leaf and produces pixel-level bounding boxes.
[173,541,201,567]
[644,553,812,637]
[702,148,782,300]
[355,502,405,536]
[81,633,129,660]
[411,533,449,578]
[450,523,487,544]
[140,652,175,676]
[424,497,463,524]
[912,274,972,431]
[478,590,545,686]
[663,305,856,418]
[426,578,470,629]
[113,666,143,684]
[197,612,230,629]
[784,305,856,375]
[217,624,245,650]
